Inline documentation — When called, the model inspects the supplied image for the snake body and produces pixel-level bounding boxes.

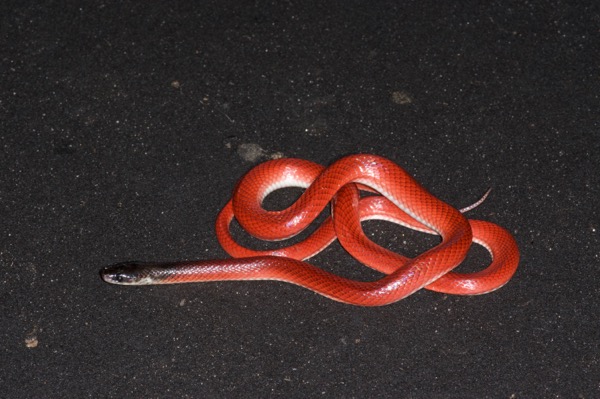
[101,154,519,306]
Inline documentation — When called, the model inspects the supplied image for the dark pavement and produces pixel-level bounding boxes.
[1,1,598,397]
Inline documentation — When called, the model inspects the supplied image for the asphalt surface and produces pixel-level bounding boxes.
[2,1,599,397]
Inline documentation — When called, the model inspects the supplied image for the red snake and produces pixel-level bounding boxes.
[101,154,519,306]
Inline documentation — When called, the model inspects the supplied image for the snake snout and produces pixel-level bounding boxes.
[100,262,147,285]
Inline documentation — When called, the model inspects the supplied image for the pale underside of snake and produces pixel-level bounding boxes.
[100,154,519,306]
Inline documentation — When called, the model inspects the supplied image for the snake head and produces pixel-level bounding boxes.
[100,262,156,285]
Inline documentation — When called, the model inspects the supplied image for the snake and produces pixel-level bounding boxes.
[100,154,519,306]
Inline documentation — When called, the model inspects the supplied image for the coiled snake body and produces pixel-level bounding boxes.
[101,154,519,306]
